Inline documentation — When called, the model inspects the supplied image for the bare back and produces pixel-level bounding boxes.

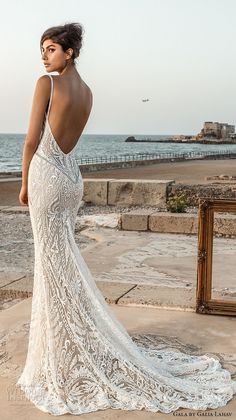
[47,74,93,155]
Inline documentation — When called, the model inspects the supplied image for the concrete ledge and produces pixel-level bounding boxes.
[108,179,175,207]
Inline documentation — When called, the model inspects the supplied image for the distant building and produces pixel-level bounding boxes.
[199,122,235,139]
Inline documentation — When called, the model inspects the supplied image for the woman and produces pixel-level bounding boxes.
[17,22,236,416]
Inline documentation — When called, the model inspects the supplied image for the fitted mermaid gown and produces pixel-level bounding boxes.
[16,74,236,415]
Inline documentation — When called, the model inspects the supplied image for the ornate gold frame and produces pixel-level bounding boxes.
[196,198,236,316]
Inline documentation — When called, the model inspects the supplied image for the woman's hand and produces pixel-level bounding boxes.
[19,185,28,206]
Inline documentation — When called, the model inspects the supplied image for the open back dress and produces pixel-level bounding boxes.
[16,74,236,416]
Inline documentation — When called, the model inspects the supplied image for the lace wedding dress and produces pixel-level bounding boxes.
[16,74,236,415]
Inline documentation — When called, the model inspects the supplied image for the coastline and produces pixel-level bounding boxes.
[1,154,236,182]
[125,139,236,144]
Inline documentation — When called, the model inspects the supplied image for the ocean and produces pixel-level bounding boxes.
[1,133,236,173]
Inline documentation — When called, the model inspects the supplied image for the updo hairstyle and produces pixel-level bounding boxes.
[40,22,84,65]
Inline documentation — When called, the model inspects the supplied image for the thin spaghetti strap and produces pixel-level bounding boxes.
[46,74,53,118]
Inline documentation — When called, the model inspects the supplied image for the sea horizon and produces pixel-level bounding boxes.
[1,133,236,173]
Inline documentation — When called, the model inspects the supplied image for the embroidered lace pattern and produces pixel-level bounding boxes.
[16,74,236,415]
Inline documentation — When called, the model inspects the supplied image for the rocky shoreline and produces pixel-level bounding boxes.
[125,135,236,144]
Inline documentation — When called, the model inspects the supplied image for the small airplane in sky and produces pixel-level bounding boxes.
[142,98,150,102]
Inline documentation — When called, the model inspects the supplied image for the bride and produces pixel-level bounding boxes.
[17,22,236,416]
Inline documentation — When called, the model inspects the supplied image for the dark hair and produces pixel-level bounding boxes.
[40,22,84,64]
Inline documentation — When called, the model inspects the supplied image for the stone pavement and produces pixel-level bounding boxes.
[1,210,236,309]
[0,208,236,418]
[0,299,235,419]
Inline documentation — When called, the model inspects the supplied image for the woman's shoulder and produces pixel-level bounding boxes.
[31,75,52,103]
[35,74,53,88]
[34,74,58,94]
[37,73,61,84]
[81,79,93,99]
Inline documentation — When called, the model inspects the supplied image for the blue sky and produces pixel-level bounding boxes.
[1,0,236,135]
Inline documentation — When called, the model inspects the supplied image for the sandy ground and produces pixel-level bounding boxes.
[82,158,236,184]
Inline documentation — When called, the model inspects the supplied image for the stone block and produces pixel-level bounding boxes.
[108,179,175,207]
[83,179,113,205]
[149,212,198,234]
[121,210,153,231]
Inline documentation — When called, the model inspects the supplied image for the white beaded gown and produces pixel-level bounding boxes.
[16,74,236,415]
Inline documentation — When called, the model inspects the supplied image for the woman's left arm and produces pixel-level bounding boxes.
[19,75,50,205]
